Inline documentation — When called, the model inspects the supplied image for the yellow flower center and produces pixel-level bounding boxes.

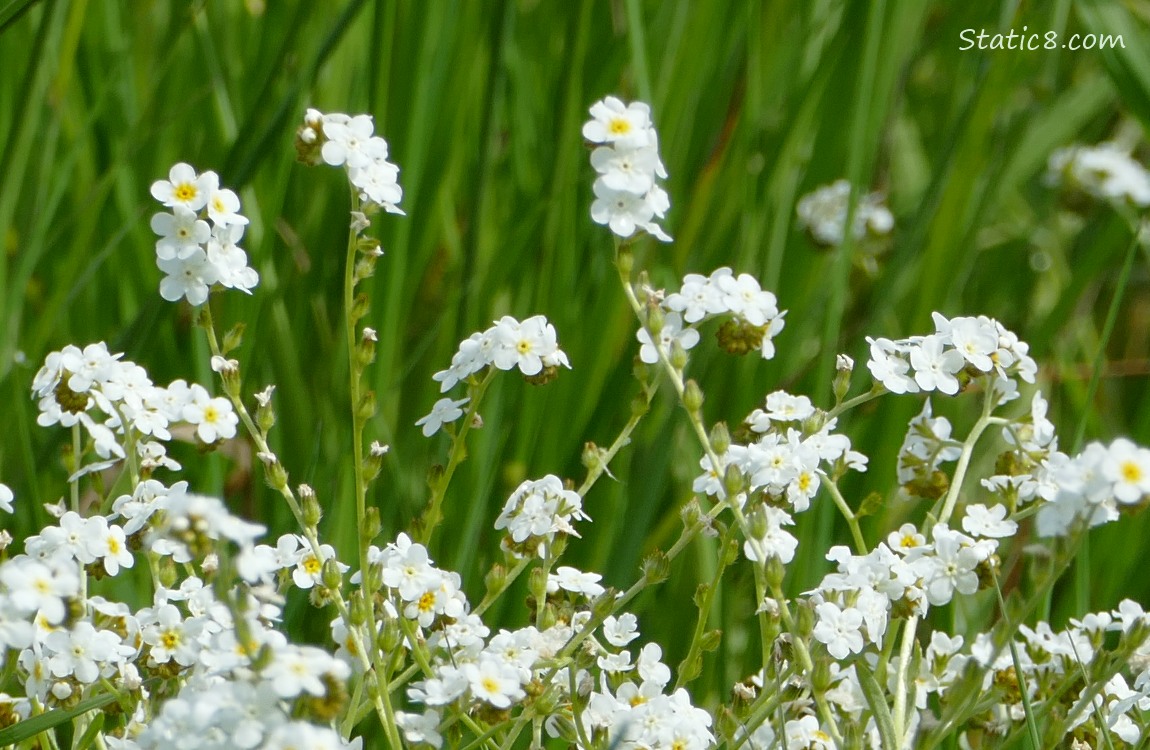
[481,676,501,695]
[516,339,532,354]
[418,591,436,613]
[174,183,198,203]
[303,555,321,575]
[107,537,121,555]
[1121,461,1143,483]
[161,631,180,650]
[203,405,219,424]
[608,117,631,135]
[901,534,919,548]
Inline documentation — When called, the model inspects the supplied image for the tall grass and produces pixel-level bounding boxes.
[2,0,1149,712]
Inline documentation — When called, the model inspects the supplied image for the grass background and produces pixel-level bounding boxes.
[2,0,1150,723]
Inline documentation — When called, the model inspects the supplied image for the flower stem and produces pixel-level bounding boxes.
[344,191,373,586]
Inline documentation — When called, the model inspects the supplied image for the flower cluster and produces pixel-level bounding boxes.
[150,163,259,305]
[656,266,787,361]
[493,474,590,557]
[796,179,894,247]
[867,311,1037,398]
[419,315,570,436]
[31,342,237,477]
[584,96,672,241]
[1047,141,1150,208]
[296,109,404,214]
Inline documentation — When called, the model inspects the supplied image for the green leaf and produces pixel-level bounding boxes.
[0,693,116,746]
[857,661,898,750]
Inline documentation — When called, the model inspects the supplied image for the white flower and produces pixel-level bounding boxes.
[205,185,248,227]
[582,97,653,148]
[321,115,387,169]
[0,484,12,514]
[866,337,918,394]
[813,601,865,659]
[157,249,219,306]
[181,385,239,443]
[909,335,965,395]
[415,397,469,437]
[1103,437,1150,504]
[590,144,660,194]
[151,205,211,261]
[462,656,524,708]
[547,566,605,597]
[602,614,640,647]
[763,391,814,423]
[150,162,213,211]
[961,504,1018,539]
[396,709,443,748]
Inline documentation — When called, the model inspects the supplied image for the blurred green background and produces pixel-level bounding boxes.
[2,0,1150,709]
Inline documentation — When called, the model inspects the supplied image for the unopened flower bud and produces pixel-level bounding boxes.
[362,507,381,546]
[362,450,383,484]
[616,248,634,276]
[645,305,665,338]
[356,329,377,368]
[682,379,704,414]
[349,593,370,627]
[709,422,731,455]
[485,563,507,595]
[350,293,370,324]
[811,654,833,693]
[201,553,219,576]
[300,484,321,527]
[528,567,550,601]
[321,558,343,590]
[357,391,377,422]
[581,442,600,471]
[765,555,786,589]
[795,601,815,638]
[158,556,178,589]
[260,454,288,490]
[833,356,854,404]
[723,464,744,499]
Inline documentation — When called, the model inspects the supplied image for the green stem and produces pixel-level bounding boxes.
[891,613,919,745]
[823,476,868,554]
[344,190,372,588]
[674,525,734,691]
[70,423,81,513]
[937,384,996,526]
[418,368,496,544]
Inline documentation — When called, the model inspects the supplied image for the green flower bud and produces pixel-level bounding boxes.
[669,339,689,370]
[709,422,731,455]
[300,484,321,528]
[723,463,744,499]
[617,248,634,276]
[349,592,370,627]
[357,391,377,422]
[321,557,343,590]
[646,305,665,338]
[683,379,704,414]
